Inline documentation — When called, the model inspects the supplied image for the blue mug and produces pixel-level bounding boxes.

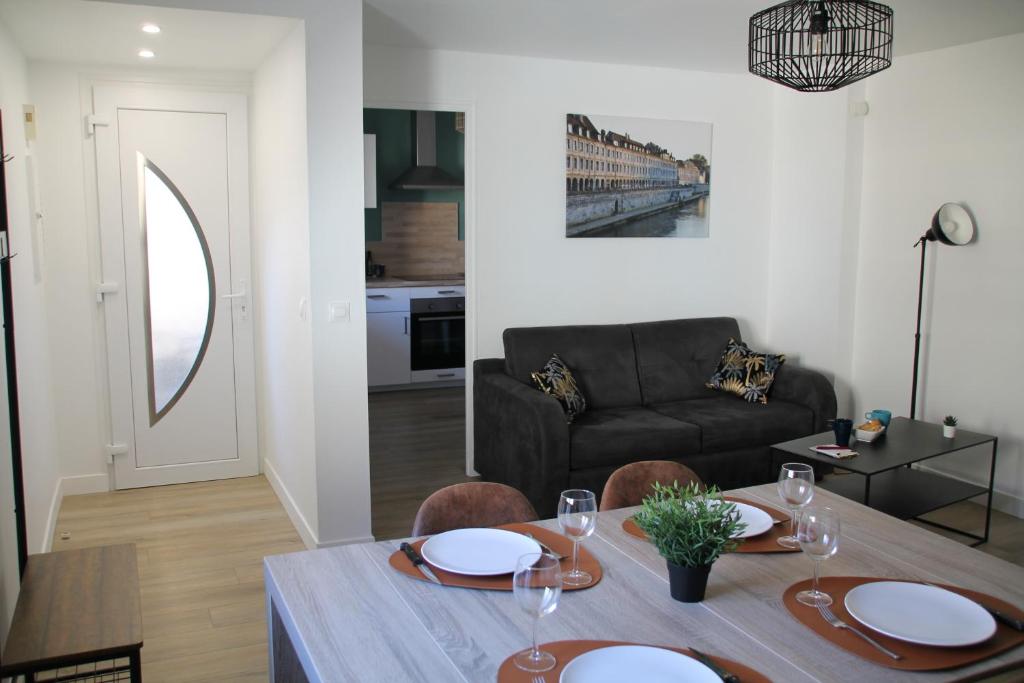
[864,410,892,427]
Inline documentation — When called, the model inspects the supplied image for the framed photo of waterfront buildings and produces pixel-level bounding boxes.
[565,113,712,238]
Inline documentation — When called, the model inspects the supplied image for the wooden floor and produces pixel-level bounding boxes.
[369,387,475,540]
[52,475,305,683]
[915,501,1024,566]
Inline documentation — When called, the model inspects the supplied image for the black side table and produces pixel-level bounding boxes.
[771,417,998,546]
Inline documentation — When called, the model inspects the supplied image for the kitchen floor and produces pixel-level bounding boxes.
[369,386,476,540]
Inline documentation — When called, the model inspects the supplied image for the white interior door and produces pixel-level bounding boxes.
[95,86,257,488]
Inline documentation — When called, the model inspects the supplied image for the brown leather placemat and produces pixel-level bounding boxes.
[388,523,602,591]
[497,640,772,682]
[622,497,800,553]
[784,576,1024,670]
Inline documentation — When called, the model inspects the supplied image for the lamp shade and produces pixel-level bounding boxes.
[925,203,976,246]
[749,0,894,92]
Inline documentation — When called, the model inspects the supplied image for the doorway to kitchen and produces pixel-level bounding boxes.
[363,107,474,540]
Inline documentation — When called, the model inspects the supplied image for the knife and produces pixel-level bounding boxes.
[689,648,740,683]
[400,542,443,585]
[920,581,1024,631]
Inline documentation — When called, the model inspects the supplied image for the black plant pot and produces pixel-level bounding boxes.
[667,561,712,603]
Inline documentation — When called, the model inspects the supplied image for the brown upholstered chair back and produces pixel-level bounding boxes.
[411,482,540,536]
[599,460,704,511]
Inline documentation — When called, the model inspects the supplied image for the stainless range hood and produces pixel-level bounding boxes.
[390,111,464,191]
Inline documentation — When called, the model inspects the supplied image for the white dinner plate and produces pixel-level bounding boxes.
[728,502,774,539]
[559,645,719,683]
[844,581,996,647]
[419,528,541,576]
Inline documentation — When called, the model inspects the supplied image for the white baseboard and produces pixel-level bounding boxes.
[263,458,318,550]
[916,463,1024,519]
[42,477,63,553]
[61,473,110,496]
[316,535,376,549]
[43,474,113,552]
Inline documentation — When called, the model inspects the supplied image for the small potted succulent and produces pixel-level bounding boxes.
[943,415,958,438]
[633,482,745,603]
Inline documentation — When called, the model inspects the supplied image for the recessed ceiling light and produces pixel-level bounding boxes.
[141,23,161,34]
[138,49,155,59]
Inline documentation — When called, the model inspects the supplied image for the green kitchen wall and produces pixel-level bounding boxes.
[364,108,465,242]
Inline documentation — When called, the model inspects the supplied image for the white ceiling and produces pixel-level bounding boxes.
[2,0,1021,74]
[0,0,297,71]
[364,0,1024,74]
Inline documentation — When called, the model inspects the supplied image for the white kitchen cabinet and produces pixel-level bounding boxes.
[366,310,410,387]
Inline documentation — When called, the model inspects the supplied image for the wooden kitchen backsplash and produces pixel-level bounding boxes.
[372,202,464,276]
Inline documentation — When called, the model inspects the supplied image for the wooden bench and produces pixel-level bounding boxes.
[1,544,143,682]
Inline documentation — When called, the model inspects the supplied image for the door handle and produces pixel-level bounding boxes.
[404,316,409,335]
[368,294,389,300]
[220,280,248,320]
[221,280,247,299]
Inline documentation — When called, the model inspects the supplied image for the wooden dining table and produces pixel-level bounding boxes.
[263,483,1024,682]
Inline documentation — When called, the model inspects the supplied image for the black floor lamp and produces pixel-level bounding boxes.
[910,203,976,420]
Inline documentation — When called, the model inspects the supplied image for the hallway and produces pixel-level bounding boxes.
[52,476,304,682]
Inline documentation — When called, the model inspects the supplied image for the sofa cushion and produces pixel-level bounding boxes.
[631,318,742,405]
[531,353,587,423]
[504,325,642,410]
[650,395,813,452]
[570,407,701,471]
[706,338,786,405]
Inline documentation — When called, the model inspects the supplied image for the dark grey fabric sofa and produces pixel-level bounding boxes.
[474,317,836,517]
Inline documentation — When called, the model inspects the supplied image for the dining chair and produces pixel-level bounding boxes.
[599,460,705,511]
[411,482,540,536]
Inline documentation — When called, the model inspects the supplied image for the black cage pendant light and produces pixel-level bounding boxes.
[749,0,893,92]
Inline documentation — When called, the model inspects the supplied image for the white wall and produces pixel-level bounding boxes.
[766,84,866,415]
[0,21,60,555]
[251,23,318,547]
[364,46,778,355]
[0,16,62,638]
[851,33,1024,514]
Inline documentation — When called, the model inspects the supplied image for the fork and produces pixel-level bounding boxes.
[532,676,546,683]
[817,604,903,660]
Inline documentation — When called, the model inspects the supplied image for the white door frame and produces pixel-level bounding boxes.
[363,98,477,477]
[94,84,258,488]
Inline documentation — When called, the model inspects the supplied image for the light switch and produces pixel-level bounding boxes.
[329,301,350,322]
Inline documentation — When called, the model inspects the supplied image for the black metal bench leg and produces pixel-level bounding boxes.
[130,650,142,683]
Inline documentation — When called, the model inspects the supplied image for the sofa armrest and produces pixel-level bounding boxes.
[771,365,837,433]
[474,359,570,517]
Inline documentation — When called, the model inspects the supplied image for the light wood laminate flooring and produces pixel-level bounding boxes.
[52,475,305,683]
[369,387,475,540]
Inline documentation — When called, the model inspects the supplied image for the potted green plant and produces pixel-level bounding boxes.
[633,482,745,603]
[943,415,958,438]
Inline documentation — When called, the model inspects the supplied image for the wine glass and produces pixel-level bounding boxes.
[557,489,597,586]
[796,506,840,607]
[512,552,562,672]
[777,463,815,549]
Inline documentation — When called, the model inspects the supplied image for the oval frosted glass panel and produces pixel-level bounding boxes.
[140,156,215,424]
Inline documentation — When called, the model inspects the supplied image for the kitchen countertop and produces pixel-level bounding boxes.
[366,274,465,289]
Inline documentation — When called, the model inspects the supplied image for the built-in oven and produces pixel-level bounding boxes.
[410,295,465,382]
